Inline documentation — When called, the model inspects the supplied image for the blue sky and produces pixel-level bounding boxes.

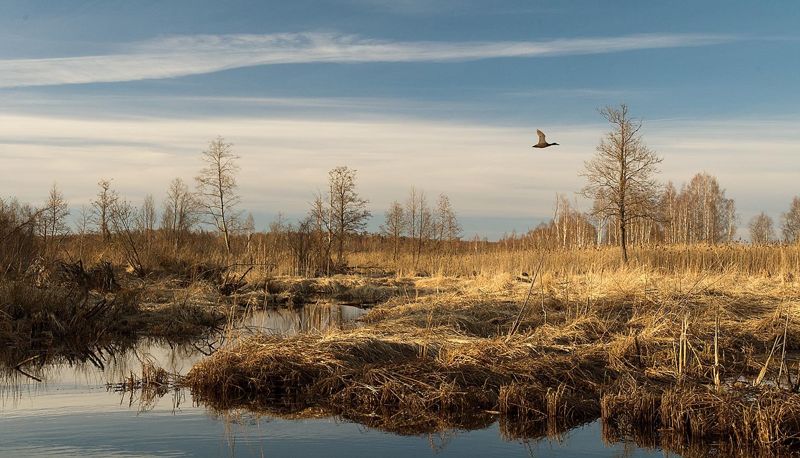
[0,1,798,239]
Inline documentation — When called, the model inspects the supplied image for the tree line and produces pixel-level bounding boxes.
[2,106,799,276]
[0,135,465,276]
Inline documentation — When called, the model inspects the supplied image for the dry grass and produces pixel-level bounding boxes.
[348,243,800,277]
[59,231,800,279]
[602,382,800,455]
[0,277,224,380]
[186,331,606,433]
[107,360,185,412]
[9,233,800,450]
[186,266,800,452]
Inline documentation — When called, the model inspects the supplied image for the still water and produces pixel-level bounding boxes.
[0,304,671,457]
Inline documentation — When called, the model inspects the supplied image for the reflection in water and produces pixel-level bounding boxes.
[243,303,366,335]
[2,304,365,394]
[0,303,669,457]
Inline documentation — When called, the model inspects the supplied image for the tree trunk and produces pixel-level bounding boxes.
[619,206,629,263]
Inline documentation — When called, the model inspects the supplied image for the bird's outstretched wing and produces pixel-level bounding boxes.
[536,129,547,144]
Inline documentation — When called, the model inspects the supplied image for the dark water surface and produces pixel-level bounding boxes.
[1,304,672,457]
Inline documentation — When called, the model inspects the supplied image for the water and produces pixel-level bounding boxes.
[0,304,672,457]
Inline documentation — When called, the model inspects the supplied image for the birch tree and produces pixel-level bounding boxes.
[40,183,70,252]
[195,137,241,254]
[161,177,198,248]
[581,105,662,262]
[749,212,775,245]
[381,201,406,261]
[309,166,371,270]
[405,187,432,264]
[139,194,157,245]
[92,179,118,242]
[434,193,462,247]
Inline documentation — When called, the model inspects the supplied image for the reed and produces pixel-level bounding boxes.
[602,383,800,454]
[55,231,800,279]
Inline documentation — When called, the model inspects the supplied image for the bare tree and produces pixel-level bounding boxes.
[109,199,146,276]
[781,196,800,244]
[243,212,256,252]
[591,189,612,246]
[722,198,737,243]
[195,137,241,254]
[380,201,406,261]
[74,204,92,262]
[310,166,371,270]
[581,105,662,262]
[40,182,70,253]
[405,187,433,264]
[749,212,775,245]
[92,179,118,242]
[262,212,288,272]
[287,216,317,276]
[161,177,198,248]
[139,194,157,245]
[433,193,462,247]
[310,192,333,272]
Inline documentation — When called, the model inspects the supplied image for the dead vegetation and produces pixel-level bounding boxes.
[106,360,186,413]
[602,383,800,456]
[5,229,800,451]
[186,267,800,453]
[0,260,225,380]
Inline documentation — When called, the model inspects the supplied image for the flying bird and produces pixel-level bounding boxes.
[532,129,559,148]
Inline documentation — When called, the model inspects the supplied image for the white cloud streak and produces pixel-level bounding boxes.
[0,32,735,88]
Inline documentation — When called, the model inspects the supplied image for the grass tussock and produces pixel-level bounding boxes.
[186,330,607,432]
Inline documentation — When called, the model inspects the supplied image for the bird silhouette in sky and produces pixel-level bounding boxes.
[532,129,559,148]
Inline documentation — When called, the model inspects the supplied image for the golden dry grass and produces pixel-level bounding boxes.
[61,231,800,278]
[186,267,800,451]
[19,234,800,450]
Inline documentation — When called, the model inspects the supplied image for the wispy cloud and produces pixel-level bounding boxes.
[0,32,735,88]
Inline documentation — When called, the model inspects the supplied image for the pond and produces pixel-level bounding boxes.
[0,304,674,457]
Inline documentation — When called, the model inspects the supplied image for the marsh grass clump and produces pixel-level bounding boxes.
[602,383,800,455]
[499,382,599,424]
[184,267,800,452]
[187,333,428,404]
[186,329,608,431]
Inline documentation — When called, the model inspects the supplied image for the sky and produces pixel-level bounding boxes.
[0,1,798,239]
